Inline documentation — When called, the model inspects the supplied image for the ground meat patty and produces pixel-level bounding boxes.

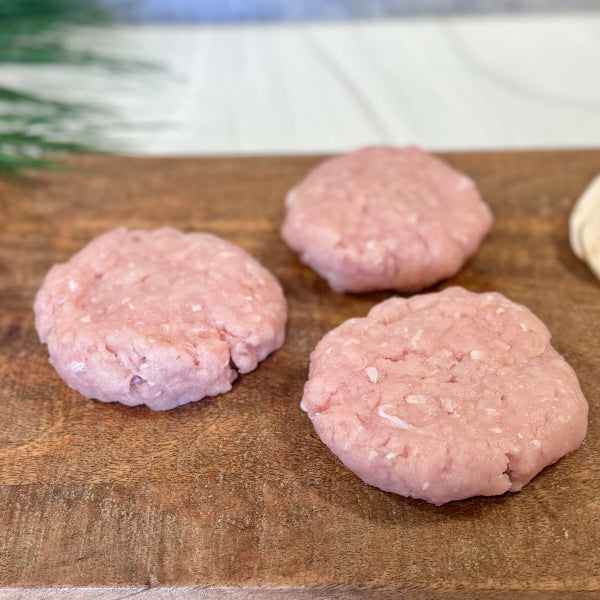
[281,145,493,294]
[301,287,587,504]
[34,227,287,411]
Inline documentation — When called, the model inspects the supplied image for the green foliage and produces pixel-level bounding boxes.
[0,0,109,21]
[0,0,126,175]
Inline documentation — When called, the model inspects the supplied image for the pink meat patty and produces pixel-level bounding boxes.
[301,287,587,504]
[281,146,493,293]
[34,227,287,411]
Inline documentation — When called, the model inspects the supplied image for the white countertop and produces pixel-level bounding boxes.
[2,11,599,155]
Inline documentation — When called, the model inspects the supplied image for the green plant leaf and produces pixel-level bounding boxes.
[0,0,145,176]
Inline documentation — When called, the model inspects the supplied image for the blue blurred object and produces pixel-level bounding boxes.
[104,0,600,22]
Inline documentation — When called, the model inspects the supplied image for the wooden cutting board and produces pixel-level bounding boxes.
[1,150,599,598]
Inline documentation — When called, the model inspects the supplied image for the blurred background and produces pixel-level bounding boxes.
[105,0,600,20]
[1,0,599,171]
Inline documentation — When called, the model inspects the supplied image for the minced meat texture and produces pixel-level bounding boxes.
[34,227,287,411]
[281,145,493,294]
[301,287,588,504]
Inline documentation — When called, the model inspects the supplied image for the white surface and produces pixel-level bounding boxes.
[2,12,599,155]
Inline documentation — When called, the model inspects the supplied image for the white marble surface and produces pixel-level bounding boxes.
[1,12,599,155]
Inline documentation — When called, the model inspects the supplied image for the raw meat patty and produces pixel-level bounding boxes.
[34,227,287,411]
[281,145,493,293]
[301,287,587,505]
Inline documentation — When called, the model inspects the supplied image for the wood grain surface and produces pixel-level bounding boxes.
[0,150,599,598]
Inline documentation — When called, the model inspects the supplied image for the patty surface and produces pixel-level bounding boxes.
[34,227,287,410]
[281,145,493,293]
[301,287,588,504]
